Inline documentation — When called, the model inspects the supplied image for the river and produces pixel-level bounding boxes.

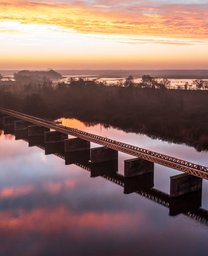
[0,117,208,256]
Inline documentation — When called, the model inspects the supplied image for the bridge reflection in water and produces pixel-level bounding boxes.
[0,109,208,226]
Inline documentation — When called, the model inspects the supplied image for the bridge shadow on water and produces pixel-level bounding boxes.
[1,121,208,227]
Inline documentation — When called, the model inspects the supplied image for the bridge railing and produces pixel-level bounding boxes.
[0,107,208,178]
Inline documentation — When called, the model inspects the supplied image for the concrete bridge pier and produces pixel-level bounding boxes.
[44,131,68,155]
[169,173,202,216]
[64,138,90,165]
[90,147,118,177]
[14,120,31,140]
[90,160,118,178]
[0,114,7,129]
[28,125,50,147]
[1,116,18,134]
[124,158,154,194]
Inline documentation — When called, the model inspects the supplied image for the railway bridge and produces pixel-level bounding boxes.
[0,107,208,179]
[0,107,208,225]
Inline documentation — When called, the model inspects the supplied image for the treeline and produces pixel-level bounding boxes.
[0,83,208,151]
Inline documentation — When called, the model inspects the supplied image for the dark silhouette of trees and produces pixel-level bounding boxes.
[184,82,189,90]
[141,75,157,88]
[1,78,208,151]
[124,75,134,87]
[158,78,170,89]
[193,79,206,90]
[22,94,48,116]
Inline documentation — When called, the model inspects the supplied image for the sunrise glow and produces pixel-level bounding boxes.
[1,0,208,69]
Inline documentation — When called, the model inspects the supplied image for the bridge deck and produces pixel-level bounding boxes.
[0,107,208,179]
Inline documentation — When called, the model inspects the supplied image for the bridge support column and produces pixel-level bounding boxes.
[124,158,154,177]
[90,147,118,177]
[91,147,118,163]
[124,158,154,194]
[169,173,202,216]
[28,125,50,147]
[44,131,68,155]
[14,120,31,140]
[1,116,18,134]
[64,138,90,165]
[90,160,118,178]
[0,114,7,129]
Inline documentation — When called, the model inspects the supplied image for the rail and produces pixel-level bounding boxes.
[0,107,208,179]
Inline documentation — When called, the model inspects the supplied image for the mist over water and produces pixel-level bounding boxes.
[1,69,208,89]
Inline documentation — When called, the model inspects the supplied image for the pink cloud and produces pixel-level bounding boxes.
[0,186,34,199]
[0,207,142,233]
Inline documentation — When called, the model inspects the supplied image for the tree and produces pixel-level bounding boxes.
[141,75,156,88]
[124,75,134,87]
[158,78,170,89]
[117,79,123,87]
[203,81,208,89]
[184,82,189,90]
[193,79,204,90]
[161,78,170,88]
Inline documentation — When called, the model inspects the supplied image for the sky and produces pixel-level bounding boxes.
[0,0,208,69]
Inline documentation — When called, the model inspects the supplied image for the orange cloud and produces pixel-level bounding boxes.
[0,1,208,69]
[0,0,208,40]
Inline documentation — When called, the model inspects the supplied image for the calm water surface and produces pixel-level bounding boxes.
[0,118,208,256]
